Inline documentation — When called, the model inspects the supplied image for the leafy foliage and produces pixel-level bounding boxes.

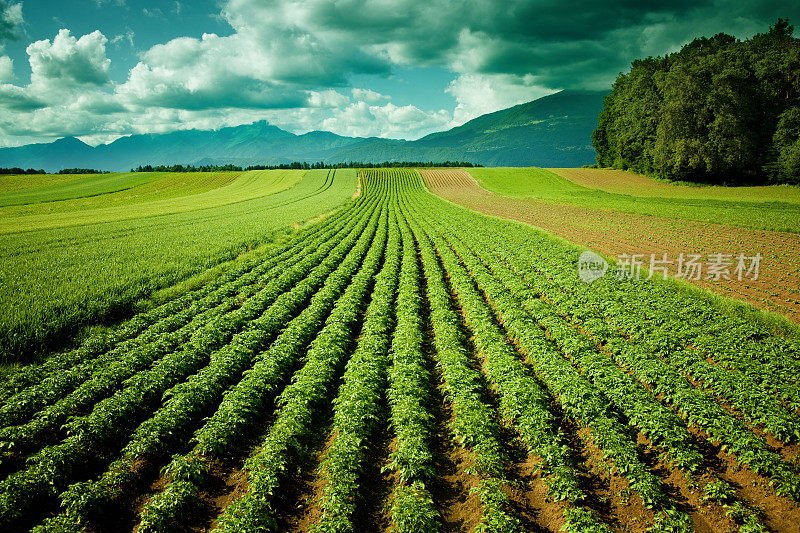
[594,19,800,184]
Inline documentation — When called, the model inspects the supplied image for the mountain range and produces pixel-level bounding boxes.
[0,90,605,172]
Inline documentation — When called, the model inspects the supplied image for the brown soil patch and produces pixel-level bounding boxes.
[422,169,800,324]
[127,457,251,533]
[575,427,655,533]
[687,425,800,532]
[424,337,484,531]
[413,241,487,531]
[634,432,736,533]
[351,424,394,532]
[504,446,567,532]
[282,429,334,533]
[429,425,485,532]
[197,462,251,532]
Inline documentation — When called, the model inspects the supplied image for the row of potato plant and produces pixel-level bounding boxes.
[212,199,391,532]
[311,200,403,532]
[473,221,779,529]
[385,195,441,532]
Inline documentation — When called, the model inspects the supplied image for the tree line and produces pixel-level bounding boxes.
[592,19,800,185]
[131,161,481,173]
[0,168,108,175]
[56,168,109,175]
[0,168,46,175]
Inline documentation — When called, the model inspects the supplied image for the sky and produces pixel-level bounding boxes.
[0,1,798,147]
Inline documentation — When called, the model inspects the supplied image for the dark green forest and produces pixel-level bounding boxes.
[592,20,800,185]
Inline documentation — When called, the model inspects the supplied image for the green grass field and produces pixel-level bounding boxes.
[0,172,163,207]
[0,173,89,194]
[468,167,800,232]
[0,168,356,361]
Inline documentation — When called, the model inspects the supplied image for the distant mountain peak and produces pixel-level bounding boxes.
[235,120,293,138]
[53,136,90,147]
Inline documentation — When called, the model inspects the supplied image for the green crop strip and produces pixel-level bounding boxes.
[385,190,441,532]
[213,192,391,533]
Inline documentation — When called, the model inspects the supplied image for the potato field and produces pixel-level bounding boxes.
[0,169,799,533]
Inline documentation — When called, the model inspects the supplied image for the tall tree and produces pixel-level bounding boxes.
[593,20,800,185]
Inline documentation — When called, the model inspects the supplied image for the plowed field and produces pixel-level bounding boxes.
[423,169,800,323]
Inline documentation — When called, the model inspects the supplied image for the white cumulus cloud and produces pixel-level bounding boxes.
[116,33,310,110]
[0,1,22,43]
[351,88,390,104]
[0,30,120,138]
[321,101,451,139]
[27,29,111,88]
[307,89,350,108]
[446,73,554,125]
[0,55,12,82]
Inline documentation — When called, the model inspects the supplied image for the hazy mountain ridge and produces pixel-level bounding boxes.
[0,90,605,172]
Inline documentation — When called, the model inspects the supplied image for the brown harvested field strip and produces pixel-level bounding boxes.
[548,168,677,196]
[548,167,800,203]
[422,169,800,324]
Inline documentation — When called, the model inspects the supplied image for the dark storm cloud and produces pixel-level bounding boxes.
[468,0,799,87]
[279,0,799,88]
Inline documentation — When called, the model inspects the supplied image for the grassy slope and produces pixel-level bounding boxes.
[0,168,357,362]
[0,170,304,232]
[0,173,86,194]
[468,167,800,233]
[0,172,162,206]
